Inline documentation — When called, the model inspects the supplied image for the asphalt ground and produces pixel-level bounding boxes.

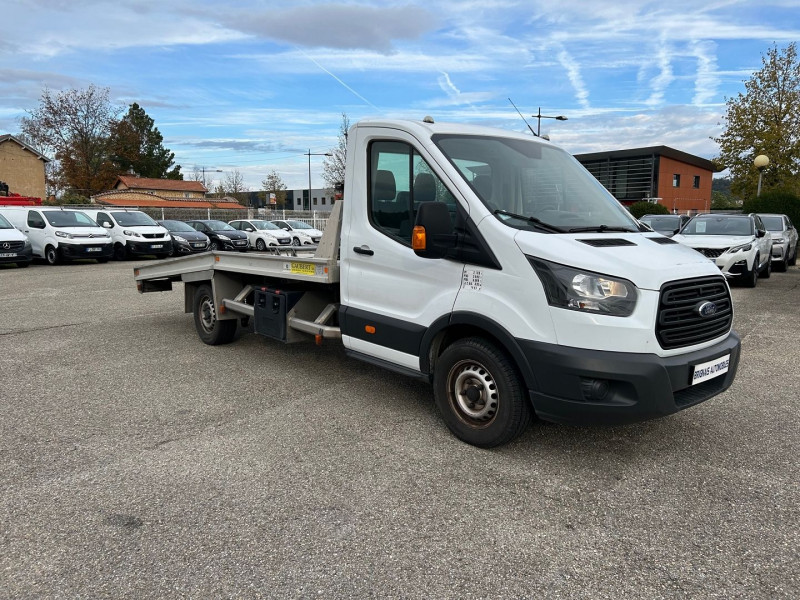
[1,257,798,599]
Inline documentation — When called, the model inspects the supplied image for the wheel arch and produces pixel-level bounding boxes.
[420,312,540,394]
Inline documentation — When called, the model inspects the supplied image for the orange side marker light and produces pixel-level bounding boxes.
[411,226,426,250]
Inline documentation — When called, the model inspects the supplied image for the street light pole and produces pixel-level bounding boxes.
[200,167,222,192]
[754,154,769,197]
[534,107,568,137]
[305,150,332,212]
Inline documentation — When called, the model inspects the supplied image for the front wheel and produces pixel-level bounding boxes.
[433,337,532,448]
[760,256,772,278]
[789,244,797,267]
[292,237,301,246]
[255,238,267,251]
[113,244,127,261]
[193,284,237,345]
[209,241,219,251]
[45,245,59,265]
[743,256,759,288]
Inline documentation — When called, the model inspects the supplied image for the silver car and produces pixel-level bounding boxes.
[757,213,798,271]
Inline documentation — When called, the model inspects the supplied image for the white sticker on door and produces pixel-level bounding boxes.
[462,269,483,291]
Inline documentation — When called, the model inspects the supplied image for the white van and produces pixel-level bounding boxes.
[0,211,33,268]
[0,206,112,264]
[83,209,172,260]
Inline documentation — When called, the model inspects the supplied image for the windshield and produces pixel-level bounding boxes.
[433,134,639,232]
[286,220,313,230]
[681,216,753,236]
[205,220,235,230]
[111,211,158,227]
[251,220,280,230]
[760,216,784,231]
[45,211,98,227]
[0,214,13,229]
[160,220,196,233]
[640,215,682,233]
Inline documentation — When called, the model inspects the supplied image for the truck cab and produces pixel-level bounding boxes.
[337,119,740,445]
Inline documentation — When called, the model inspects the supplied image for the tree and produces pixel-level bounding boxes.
[628,201,669,218]
[714,43,800,200]
[110,103,182,180]
[322,113,349,189]
[221,170,248,195]
[261,169,288,208]
[20,85,121,196]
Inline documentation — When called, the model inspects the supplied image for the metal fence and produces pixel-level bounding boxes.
[65,205,330,231]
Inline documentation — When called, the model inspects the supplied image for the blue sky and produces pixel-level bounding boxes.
[3,0,799,191]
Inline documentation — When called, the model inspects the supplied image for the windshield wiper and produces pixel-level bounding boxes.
[493,210,566,233]
[567,224,636,233]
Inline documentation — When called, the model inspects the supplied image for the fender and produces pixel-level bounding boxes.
[419,311,541,393]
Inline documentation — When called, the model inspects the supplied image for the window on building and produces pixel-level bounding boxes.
[313,197,318,205]
[296,198,302,206]
[673,174,680,187]
[693,175,700,189]
[321,197,326,205]
[184,192,191,198]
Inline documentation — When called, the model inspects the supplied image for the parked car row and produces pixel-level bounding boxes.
[0,206,325,267]
[642,212,798,288]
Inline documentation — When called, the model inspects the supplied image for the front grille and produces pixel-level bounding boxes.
[696,247,728,258]
[278,239,291,245]
[142,233,165,239]
[1,240,25,251]
[656,276,733,349]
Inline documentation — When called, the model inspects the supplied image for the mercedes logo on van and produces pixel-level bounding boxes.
[696,301,718,318]
[1,242,9,249]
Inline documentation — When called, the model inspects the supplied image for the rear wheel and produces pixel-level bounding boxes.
[433,337,532,448]
[45,245,59,265]
[193,283,237,345]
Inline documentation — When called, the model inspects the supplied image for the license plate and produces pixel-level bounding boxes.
[191,243,204,248]
[86,247,102,252]
[691,354,730,385]
[151,244,163,249]
[0,252,17,257]
[290,262,316,276]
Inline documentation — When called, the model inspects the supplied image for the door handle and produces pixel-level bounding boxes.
[353,245,374,256]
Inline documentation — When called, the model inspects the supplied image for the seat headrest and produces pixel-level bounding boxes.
[373,170,396,201]
[414,172,436,203]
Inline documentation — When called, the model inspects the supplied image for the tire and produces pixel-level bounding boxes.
[155,253,169,259]
[17,262,30,268]
[45,245,59,265]
[113,244,127,261]
[433,337,532,448]
[789,244,797,267]
[193,283,237,345]
[775,254,788,272]
[743,256,758,288]
[292,237,301,246]
[209,241,219,251]
[97,258,109,264]
[255,238,267,251]
[760,256,772,279]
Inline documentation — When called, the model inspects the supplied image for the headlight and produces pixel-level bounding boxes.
[173,235,187,243]
[123,230,141,237]
[729,242,752,253]
[24,238,32,248]
[529,257,637,317]
[55,231,73,239]
[773,238,785,244]
[218,234,230,241]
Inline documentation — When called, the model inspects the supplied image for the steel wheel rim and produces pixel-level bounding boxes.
[199,295,216,333]
[447,359,498,427]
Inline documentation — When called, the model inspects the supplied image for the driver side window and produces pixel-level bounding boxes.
[369,140,456,244]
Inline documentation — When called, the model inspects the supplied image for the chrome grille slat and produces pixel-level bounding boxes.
[656,276,733,349]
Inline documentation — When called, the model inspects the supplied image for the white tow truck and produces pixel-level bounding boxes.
[134,118,741,447]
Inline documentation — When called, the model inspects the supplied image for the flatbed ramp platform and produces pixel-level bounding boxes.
[133,202,343,343]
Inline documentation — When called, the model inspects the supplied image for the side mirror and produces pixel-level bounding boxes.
[412,202,456,259]
[102,222,112,228]
[757,229,766,238]
[245,227,254,232]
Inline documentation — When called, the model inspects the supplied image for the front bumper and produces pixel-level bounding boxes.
[59,242,113,260]
[521,332,741,425]
[174,240,209,254]
[771,242,787,261]
[0,245,33,264]
[126,240,172,255]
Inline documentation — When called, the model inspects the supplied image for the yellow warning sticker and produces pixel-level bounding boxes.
[290,262,316,276]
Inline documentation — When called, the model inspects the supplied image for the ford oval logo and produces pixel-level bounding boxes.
[697,301,718,318]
